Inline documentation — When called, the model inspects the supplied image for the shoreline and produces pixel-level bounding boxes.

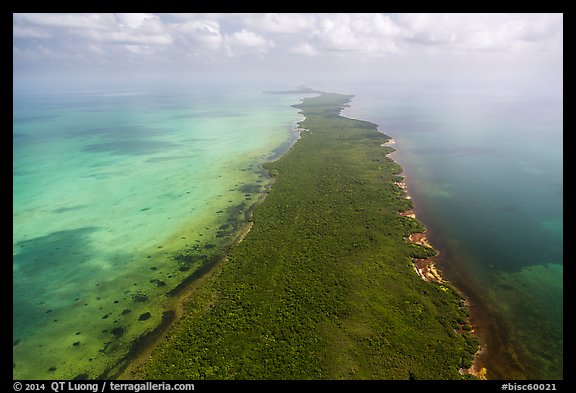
[386,135,511,378]
[381,138,487,380]
[116,113,306,379]
[126,92,480,379]
[116,190,267,379]
[405,190,498,379]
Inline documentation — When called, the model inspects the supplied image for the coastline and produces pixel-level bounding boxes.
[395,173,551,380]
[383,139,489,380]
[117,112,306,379]
[124,94,482,379]
[380,130,486,380]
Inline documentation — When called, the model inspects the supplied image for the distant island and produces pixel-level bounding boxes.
[263,86,323,95]
[125,92,479,380]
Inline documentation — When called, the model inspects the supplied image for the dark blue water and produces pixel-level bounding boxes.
[343,80,563,379]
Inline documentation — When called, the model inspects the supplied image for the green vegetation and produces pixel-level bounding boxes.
[132,92,478,380]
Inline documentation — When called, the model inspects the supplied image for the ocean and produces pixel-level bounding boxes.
[13,75,563,380]
[13,81,303,379]
[342,78,563,379]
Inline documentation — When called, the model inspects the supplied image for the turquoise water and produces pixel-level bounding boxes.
[13,77,563,380]
[343,80,563,379]
[13,83,302,379]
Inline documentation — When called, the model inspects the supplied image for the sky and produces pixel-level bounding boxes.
[13,13,563,90]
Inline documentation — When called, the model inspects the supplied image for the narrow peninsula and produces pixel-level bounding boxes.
[128,92,479,380]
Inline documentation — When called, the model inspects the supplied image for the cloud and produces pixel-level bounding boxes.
[243,13,316,34]
[13,25,50,39]
[396,13,460,45]
[225,29,275,55]
[171,20,222,50]
[84,30,172,46]
[13,13,563,71]
[290,42,317,57]
[13,13,175,68]
[397,13,564,53]
[115,13,152,29]
[311,14,402,56]
[14,13,113,30]
[86,14,172,46]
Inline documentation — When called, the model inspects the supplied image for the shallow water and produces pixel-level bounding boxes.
[13,77,563,380]
[13,84,302,379]
[343,80,563,379]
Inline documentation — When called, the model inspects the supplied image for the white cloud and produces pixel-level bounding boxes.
[13,25,50,39]
[14,13,173,60]
[171,20,223,50]
[351,13,402,37]
[115,13,152,29]
[243,13,316,34]
[12,13,563,70]
[14,13,113,30]
[397,13,563,54]
[123,44,155,55]
[312,14,401,56]
[226,29,274,54]
[396,13,460,44]
[516,14,563,42]
[464,22,520,51]
[85,30,173,45]
[290,42,317,56]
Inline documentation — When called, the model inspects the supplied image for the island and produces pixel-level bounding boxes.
[124,92,479,380]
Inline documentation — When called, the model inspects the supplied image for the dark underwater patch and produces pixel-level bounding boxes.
[83,140,179,156]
